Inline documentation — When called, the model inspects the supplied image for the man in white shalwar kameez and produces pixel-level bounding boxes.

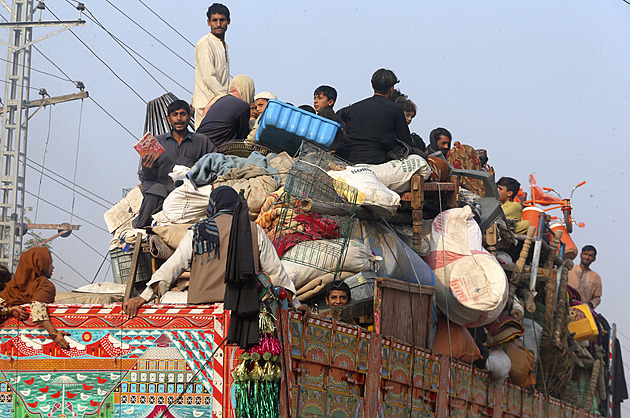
[192,3,231,129]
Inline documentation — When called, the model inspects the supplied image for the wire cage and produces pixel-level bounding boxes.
[273,144,358,281]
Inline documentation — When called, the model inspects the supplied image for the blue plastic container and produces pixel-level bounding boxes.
[255,99,340,156]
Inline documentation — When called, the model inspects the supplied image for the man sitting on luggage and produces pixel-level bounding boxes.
[133,100,216,228]
[335,68,417,164]
[124,186,305,318]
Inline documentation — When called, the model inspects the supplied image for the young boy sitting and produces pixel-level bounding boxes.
[325,280,351,307]
[313,85,343,150]
[313,85,338,120]
[497,177,530,234]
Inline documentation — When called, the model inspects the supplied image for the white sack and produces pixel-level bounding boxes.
[168,165,191,182]
[424,206,508,327]
[522,318,542,361]
[156,178,213,225]
[282,239,382,289]
[357,154,431,193]
[486,348,511,386]
[326,166,400,214]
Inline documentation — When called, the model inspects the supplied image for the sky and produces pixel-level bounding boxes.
[0,1,629,356]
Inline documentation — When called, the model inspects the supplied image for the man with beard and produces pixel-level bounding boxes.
[567,245,602,308]
[426,127,452,157]
[133,100,216,228]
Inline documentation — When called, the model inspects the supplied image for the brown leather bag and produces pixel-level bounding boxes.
[427,156,450,182]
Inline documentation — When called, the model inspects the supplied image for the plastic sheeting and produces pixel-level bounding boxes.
[351,220,435,286]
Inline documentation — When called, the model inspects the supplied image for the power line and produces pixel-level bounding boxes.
[33,45,77,84]
[34,106,53,221]
[24,190,109,233]
[617,328,630,343]
[67,6,169,94]
[0,77,42,92]
[87,95,137,140]
[0,55,75,83]
[32,44,141,142]
[49,248,91,285]
[26,158,114,207]
[49,277,73,292]
[69,98,84,222]
[45,6,147,103]
[103,0,194,69]
[72,232,107,258]
[138,0,195,48]
[76,4,191,95]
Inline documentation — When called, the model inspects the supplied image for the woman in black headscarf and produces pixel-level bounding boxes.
[427,127,452,157]
[124,186,304,340]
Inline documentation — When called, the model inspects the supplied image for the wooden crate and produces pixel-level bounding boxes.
[374,277,434,348]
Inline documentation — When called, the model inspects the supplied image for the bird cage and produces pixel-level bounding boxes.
[273,144,358,282]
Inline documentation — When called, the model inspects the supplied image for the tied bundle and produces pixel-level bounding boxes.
[232,306,282,418]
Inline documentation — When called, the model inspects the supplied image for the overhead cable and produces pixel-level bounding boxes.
[72,232,107,258]
[24,190,109,233]
[77,5,191,95]
[49,248,92,285]
[0,55,75,83]
[0,78,42,92]
[70,98,84,223]
[73,7,169,94]
[46,6,147,103]
[33,106,54,221]
[87,96,137,139]
[26,163,111,209]
[33,45,77,84]
[26,157,114,207]
[138,0,195,47]
[103,0,193,69]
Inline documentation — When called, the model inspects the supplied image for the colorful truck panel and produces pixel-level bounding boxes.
[0,304,596,417]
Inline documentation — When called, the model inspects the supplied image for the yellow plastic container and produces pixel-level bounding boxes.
[567,304,599,342]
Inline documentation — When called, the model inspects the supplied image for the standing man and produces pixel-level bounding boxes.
[568,245,602,309]
[335,68,416,164]
[133,100,217,228]
[192,3,231,129]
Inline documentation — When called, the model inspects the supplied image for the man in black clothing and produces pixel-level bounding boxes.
[196,74,255,147]
[335,69,415,164]
[133,100,217,228]
[196,94,251,147]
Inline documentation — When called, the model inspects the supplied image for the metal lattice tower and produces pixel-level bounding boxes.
[0,0,84,270]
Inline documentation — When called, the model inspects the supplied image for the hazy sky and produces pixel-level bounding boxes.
[1,2,629,348]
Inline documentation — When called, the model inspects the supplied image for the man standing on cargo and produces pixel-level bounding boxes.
[567,245,602,309]
[335,68,417,164]
[192,3,231,129]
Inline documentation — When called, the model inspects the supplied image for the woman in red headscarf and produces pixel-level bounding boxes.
[0,247,69,349]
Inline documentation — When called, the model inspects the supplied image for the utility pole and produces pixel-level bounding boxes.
[0,0,85,270]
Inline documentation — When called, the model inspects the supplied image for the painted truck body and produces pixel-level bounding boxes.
[0,303,596,418]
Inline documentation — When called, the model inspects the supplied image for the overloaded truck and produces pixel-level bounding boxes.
[0,98,620,417]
